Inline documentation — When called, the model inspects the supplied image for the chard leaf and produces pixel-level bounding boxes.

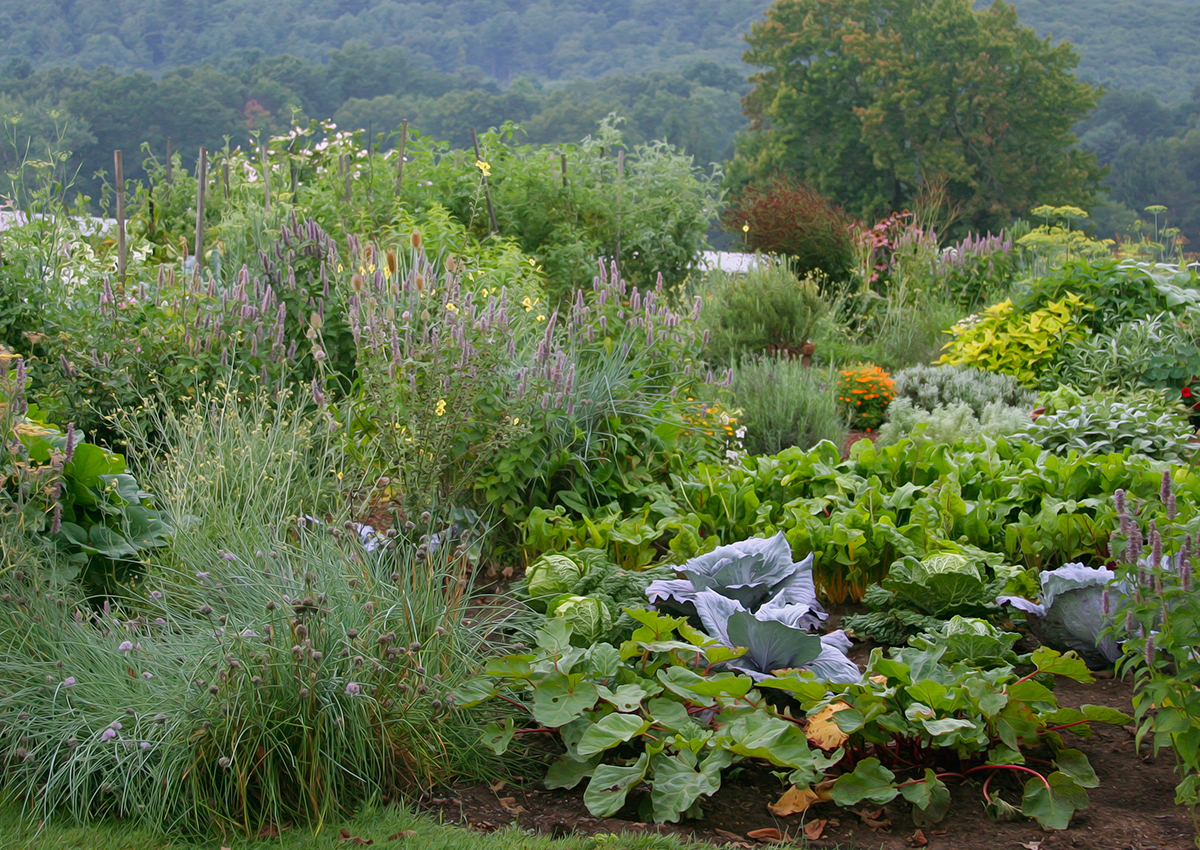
[544,755,601,789]
[577,713,651,756]
[830,757,898,806]
[650,749,732,823]
[583,753,650,817]
[898,769,951,825]
[1053,749,1099,788]
[1021,771,1089,830]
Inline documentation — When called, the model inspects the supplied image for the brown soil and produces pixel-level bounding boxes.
[420,672,1196,850]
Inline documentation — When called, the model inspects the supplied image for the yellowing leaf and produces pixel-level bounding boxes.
[768,780,835,816]
[806,702,852,749]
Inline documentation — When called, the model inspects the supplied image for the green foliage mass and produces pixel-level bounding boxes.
[461,610,1126,828]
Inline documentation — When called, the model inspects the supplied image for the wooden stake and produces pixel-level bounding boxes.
[194,146,207,276]
[259,138,271,212]
[615,149,625,273]
[560,152,568,188]
[114,150,126,294]
[165,137,173,183]
[470,128,498,235]
[395,120,408,194]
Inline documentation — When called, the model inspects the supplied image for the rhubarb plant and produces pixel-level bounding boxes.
[455,610,1128,828]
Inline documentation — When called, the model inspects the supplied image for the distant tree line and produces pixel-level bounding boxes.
[0,0,765,83]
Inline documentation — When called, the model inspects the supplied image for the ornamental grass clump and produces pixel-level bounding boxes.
[0,391,515,837]
[836,364,895,431]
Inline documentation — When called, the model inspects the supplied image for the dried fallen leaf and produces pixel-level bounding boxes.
[852,807,893,832]
[803,819,827,840]
[337,829,374,846]
[910,828,928,847]
[805,703,852,750]
[386,831,417,841]
[714,828,753,848]
[768,778,836,817]
[489,780,507,792]
[1019,843,1042,850]
[258,825,280,838]
[498,796,527,815]
[746,827,784,842]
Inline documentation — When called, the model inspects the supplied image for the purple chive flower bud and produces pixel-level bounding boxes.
[196,572,210,580]
[222,553,237,561]
[119,641,134,652]
[63,677,76,687]
[101,729,117,741]
[345,682,362,696]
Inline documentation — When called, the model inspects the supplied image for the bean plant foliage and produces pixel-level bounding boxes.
[455,609,1128,828]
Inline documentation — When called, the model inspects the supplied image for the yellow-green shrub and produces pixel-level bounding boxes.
[938,293,1092,387]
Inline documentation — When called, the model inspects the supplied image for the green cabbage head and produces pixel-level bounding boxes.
[883,553,997,618]
[525,554,587,605]
[550,595,614,644]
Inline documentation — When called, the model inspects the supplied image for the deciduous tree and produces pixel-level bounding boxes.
[732,0,1105,232]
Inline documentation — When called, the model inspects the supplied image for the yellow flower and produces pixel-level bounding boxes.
[476,160,491,177]
[537,314,546,321]
[522,296,533,311]
[445,302,459,313]
[512,416,521,425]
[435,398,447,416]
[742,224,750,233]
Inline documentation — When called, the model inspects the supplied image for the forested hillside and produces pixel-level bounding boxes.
[0,0,766,82]
[1000,0,1200,104]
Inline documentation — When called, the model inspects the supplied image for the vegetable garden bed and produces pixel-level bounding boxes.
[425,659,1191,850]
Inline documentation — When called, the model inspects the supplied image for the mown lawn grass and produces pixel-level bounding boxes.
[0,804,715,850]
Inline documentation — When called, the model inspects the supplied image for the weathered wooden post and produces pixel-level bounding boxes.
[194,146,207,276]
[114,150,126,294]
